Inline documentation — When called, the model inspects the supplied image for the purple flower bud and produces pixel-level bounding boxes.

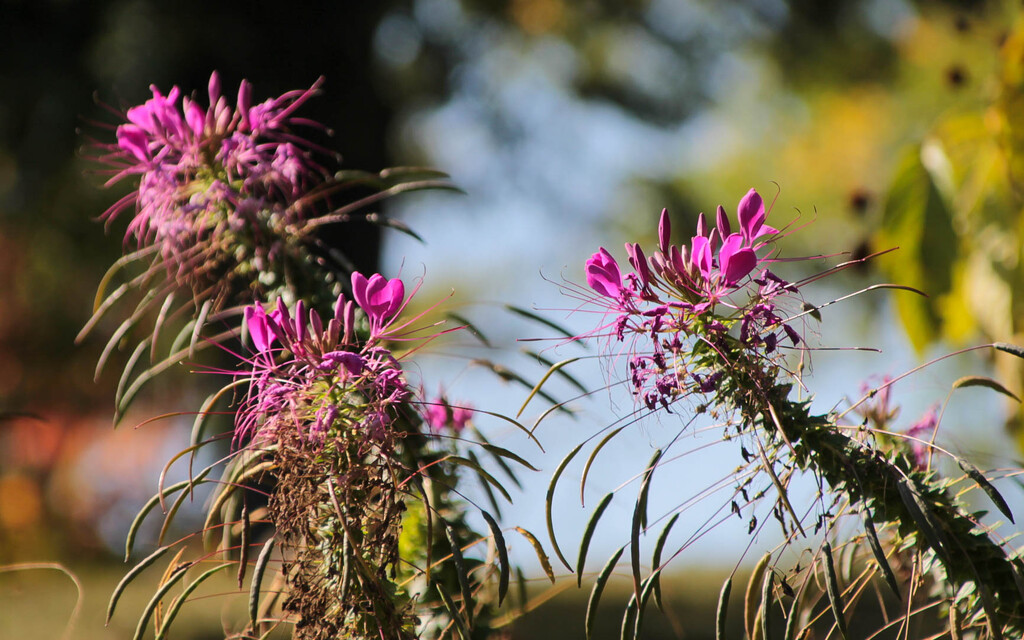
[658,208,671,254]
[715,204,731,238]
[585,248,624,299]
[737,188,778,244]
[625,242,651,290]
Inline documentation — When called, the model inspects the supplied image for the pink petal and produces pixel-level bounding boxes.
[719,233,757,284]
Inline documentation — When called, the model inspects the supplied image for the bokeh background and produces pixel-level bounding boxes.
[3,0,1024,637]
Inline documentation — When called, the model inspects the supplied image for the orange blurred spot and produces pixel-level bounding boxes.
[0,473,42,529]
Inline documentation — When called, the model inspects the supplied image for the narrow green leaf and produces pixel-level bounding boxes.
[107,545,171,624]
[480,443,539,473]
[445,312,491,347]
[517,357,580,418]
[448,455,512,502]
[188,299,213,358]
[364,212,425,243]
[620,591,638,640]
[577,493,614,587]
[952,375,1021,402]
[631,450,663,600]
[716,576,733,640]
[249,537,276,631]
[515,527,555,584]
[505,304,579,340]
[546,441,585,572]
[126,475,209,561]
[521,348,588,393]
[580,426,627,505]
[586,546,625,640]
[895,475,951,566]
[821,543,849,640]
[633,571,659,640]
[445,523,475,627]
[957,457,1015,523]
[745,552,771,640]
[862,509,900,597]
[436,582,471,640]
[480,510,510,605]
[155,563,232,640]
[760,570,775,640]
[149,292,176,362]
[132,563,191,640]
[467,407,544,452]
[651,513,680,611]
[473,358,570,415]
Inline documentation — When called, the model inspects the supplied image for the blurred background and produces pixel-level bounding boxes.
[3,0,1024,637]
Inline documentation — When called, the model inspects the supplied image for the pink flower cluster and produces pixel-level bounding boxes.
[581,189,803,409]
[99,72,327,263]
[236,271,409,444]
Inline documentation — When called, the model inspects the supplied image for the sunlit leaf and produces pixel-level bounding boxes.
[577,492,614,587]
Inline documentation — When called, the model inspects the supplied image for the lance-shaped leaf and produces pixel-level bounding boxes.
[581,426,627,504]
[862,509,901,597]
[249,537,276,631]
[547,441,585,572]
[821,543,849,640]
[515,527,555,583]
[445,523,475,628]
[577,493,614,587]
[716,576,732,640]
[952,375,1021,403]
[505,304,579,340]
[132,563,191,640]
[517,357,580,418]
[480,510,510,605]
[108,545,172,623]
[586,546,625,640]
[631,450,662,600]
[155,562,232,640]
[745,552,771,640]
[956,457,1014,523]
[651,513,680,611]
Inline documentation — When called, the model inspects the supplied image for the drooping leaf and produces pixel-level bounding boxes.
[651,513,680,611]
[716,576,732,640]
[249,537,276,631]
[515,527,555,583]
[132,563,191,640]
[631,450,662,600]
[155,563,232,640]
[435,582,471,640]
[895,474,952,566]
[745,552,771,640]
[577,493,614,587]
[517,357,580,418]
[445,523,475,627]
[821,543,849,640]
[586,546,625,640]
[480,510,510,605]
[108,545,172,624]
[505,304,579,340]
[449,455,512,502]
[580,426,627,504]
[521,348,588,393]
[956,457,1014,523]
[547,442,586,572]
[760,569,775,640]
[862,509,900,597]
[952,376,1021,403]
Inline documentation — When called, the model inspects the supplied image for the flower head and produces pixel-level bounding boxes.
[351,272,406,338]
[586,248,626,299]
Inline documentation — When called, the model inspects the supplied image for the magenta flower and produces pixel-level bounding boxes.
[906,406,940,469]
[737,189,778,245]
[351,272,406,337]
[586,248,625,299]
[718,233,757,285]
[245,304,276,352]
[424,397,473,433]
[690,235,714,280]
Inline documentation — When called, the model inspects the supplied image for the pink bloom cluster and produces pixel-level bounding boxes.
[99,72,327,264]
[236,271,409,444]
[582,189,803,409]
[423,396,473,434]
